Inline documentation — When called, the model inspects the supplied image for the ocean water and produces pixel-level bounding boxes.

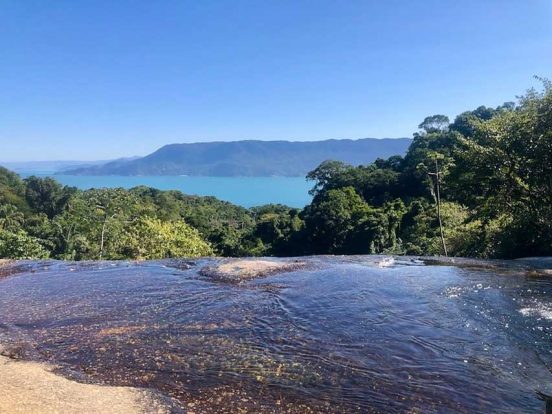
[20,173,313,208]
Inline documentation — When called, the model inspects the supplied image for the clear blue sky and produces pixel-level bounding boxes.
[1,0,551,161]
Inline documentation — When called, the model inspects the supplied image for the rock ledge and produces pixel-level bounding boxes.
[200,259,307,282]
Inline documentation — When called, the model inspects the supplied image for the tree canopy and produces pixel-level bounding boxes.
[1,80,550,260]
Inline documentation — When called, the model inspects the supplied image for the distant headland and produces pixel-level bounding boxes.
[61,138,411,177]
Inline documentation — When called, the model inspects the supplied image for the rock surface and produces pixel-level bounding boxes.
[200,259,307,282]
[0,355,169,414]
[0,256,550,412]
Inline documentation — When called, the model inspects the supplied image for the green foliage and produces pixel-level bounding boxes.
[301,80,552,259]
[448,79,552,257]
[418,115,450,133]
[248,204,304,256]
[0,204,25,233]
[128,187,255,256]
[307,160,402,206]
[0,167,29,212]
[0,229,49,259]
[0,80,549,260]
[50,188,144,260]
[302,187,372,254]
[24,176,76,219]
[399,200,478,256]
[122,217,213,259]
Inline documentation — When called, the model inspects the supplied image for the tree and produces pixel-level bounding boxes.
[0,204,25,233]
[401,121,460,200]
[450,104,515,137]
[418,115,450,133]
[24,176,75,219]
[448,80,552,257]
[307,161,401,207]
[306,160,349,197]
[0,229,49,259]
[0,167,29,212]
[302,187,371,254]
[53,189,144,260]
[122,217,213,259]
[426,154,447,256]
[249,205,304,256]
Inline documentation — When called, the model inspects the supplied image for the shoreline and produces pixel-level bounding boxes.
[0,354,173,414]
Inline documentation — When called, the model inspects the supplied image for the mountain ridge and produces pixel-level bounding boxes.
[63,138,412,177]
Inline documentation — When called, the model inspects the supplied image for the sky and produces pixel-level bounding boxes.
[0,0,551,161]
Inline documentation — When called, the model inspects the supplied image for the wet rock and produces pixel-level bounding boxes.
[0,260,30,280]
[164,259,198,271]
[200,259,307,282]
[96,325,150,338]
[421,256,552,277]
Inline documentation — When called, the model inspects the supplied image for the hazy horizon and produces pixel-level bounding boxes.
[0,136,414,163]
[1,0,551,161]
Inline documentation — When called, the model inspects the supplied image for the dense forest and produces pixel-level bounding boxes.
[1,82,551,260]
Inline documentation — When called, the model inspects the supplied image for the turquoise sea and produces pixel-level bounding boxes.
[21,173,313,208]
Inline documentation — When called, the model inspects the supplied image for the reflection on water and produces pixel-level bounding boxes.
[0,257,550,413]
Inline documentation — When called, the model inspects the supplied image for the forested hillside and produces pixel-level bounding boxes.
[1,82,550,260]
[63,138,411,176]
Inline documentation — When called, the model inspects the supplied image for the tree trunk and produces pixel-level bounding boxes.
[434,159,448,257]
[100,217,107,260]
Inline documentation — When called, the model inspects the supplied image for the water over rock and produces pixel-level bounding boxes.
[0,256,550,413]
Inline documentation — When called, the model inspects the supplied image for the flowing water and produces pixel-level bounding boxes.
[0,257,550,413]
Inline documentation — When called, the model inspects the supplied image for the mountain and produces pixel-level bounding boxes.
[63,138,412,177]
[0,160,108,174]
[0,158,143,175]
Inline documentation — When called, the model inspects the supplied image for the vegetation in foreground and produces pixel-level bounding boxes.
[1,81,551,260]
